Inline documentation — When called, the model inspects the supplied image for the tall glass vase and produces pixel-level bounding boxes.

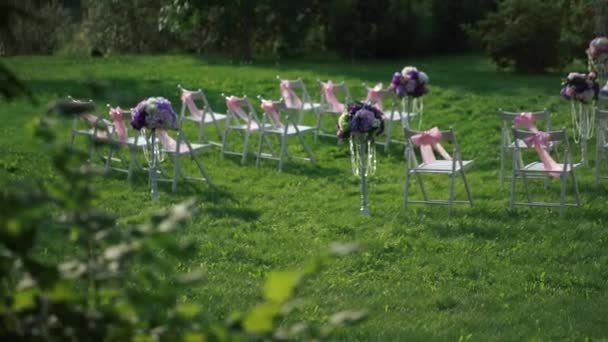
[401,96,423,129]
[146,129,160,200]
[570,101,594,166]
[350,134,376,215]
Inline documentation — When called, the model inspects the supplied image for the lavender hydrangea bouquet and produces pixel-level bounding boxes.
[561,72,600,165]
[130,97,178,130]
[389,66,429,128]
[337,102,385,215]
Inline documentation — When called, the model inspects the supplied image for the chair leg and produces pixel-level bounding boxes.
[572,171,581,206]
[256,132,265,168]
[595,145,602,186]
[127,147,136,182]
[70,133,76,150]
[314,112,322,142]
[296,132,316,165]
[461,170,473,206]
[221,127,230,159]
[191,152,212,185]
[415,172,429,201]
[448,172,456,217]
[278,135,287,172]
[521,172,532,204]
[559,174,567,217]
[242,130,251,165]
[509,171,517,209]
[404,170,411,209]
[172,154,179,192]
[500,145,506,188]
[198,122,204,142]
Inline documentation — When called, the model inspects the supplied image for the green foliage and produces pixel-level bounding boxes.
[466,0,593,72]
[0,100,364,339]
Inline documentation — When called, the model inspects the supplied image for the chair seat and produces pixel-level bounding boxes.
[521,162,580,173]
[302,102,322,111]
[229,123,274,131]
[509,139,557,149]
[412,160,473,173]
[384,110,417,121]
[124,136,147,147]
[163,142,213,154]
[263,125,316,135]
[184,112,227,123]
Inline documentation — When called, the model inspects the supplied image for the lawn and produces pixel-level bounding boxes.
[1,55,607,340]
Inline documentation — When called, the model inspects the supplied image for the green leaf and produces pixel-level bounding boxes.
[183,333,205,342]
[176,303,202,319]
[263,271,300,303]
[242,302,281,334]
[14,287,39,311]
[48,280,77,302]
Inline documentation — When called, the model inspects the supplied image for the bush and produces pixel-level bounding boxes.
[466,0,592,73]
[1,0,75,55]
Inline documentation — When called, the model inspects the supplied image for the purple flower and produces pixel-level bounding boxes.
[390,66,429,98]
[130,97,178,130]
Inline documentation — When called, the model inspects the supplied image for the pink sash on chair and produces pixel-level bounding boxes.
[410,127,452,164]
[321,81,345,113]
[514,112,560,175]
[108,107,128,143]
[181,91,204,120]
[260,100,284,128]
[156,130,190,154]
[523,132,561,176]
[225,96,258,130]
[366,83,384,111]
[280,81,303,109]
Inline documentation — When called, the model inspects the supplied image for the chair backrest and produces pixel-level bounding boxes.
[403,126,462,168]
[318,80,351,111]
[276,76,314,106]
[223,94,260,127]
[67,96,113,134]
[178,84,214,117]
[362,83,399,112]
[511,127,572,166]
[257,96,301,128]
[106,104,141,144]
[498,109,550,144]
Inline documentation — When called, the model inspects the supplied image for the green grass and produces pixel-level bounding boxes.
[2,54,608,340]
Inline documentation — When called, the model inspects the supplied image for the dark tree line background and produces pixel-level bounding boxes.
[0,0,602,72]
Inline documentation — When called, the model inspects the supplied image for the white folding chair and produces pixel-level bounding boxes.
[498,109,551,187]
[104,105,148,181]
[363,83,417,152]
[509,128,580,216]
[145,120,213,194]
[276,76,322,124]
[403,127,473,216]
[255,97,316,172]
[316,80,351,139]
[221,94,273,164]
[595,108,608,185]
[178,84,227,146]
[67,97,116,164]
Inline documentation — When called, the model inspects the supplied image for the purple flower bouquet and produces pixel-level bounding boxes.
[390,66,429,98]
[131,97,178,130]
[588,37,608,68]
[560,72,599,104]
[336,102,385,140]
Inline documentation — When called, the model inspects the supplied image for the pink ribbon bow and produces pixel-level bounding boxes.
[524,131,560,175]
[108,107,128,143]
[260,100,283,128]
[181,91,204,120]
[365,83,384,111]
[513,112,537,131]
[225,96,258,130]
[280,81,303,109]
[321,81,345,113]
[410,127,452,164]
[156,130,190,154]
